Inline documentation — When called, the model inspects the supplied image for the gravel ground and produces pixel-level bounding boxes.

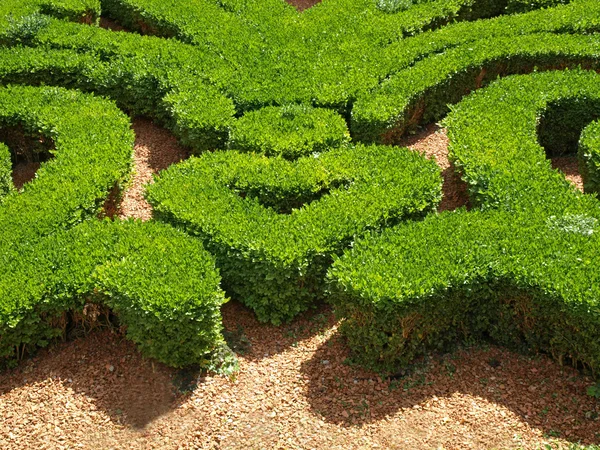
[288,0,322,11]
[1,121,597,449]
[552,156,584,192]
[397,124,470,211]
[0,302,598,449]
[115,118,189,220]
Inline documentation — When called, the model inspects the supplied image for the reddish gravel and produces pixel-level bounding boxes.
[552,156,584,192]
[116,118,189,220]
[1,120,598,450]
[0,303,598,449]
[287,0,322,11]
[398,123,470,211]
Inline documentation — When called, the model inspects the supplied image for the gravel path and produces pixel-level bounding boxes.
[0,302,597,449]
[116,118,189,220]
[0,121,597,449]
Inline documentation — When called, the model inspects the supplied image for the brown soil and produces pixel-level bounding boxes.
[0,303,598,449]
[115,118,189,220]
[287,0,322,11]
[12,161,40,190]
[0,121,597,449]
[552,156,584,192]
[99,17,126,32]
[398,124,470,211]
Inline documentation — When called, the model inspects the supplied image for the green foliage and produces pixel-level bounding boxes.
[227,105,350,159]
[352,33,600,143]
[50,220,226,368]
[506,0,570,14]
[0,85,224,367]
[0,142,13,201]
[329,71,600,373]
[377,0,414,13]
[588,382,600,399]
[1,0,600,373]
[148,144,441,324]
[0,0,99,34]
[579,120,600,194]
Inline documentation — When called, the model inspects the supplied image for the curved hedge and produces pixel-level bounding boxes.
[148,144,441,324]
[0,142,12,200]
[0,85,224,366]
[352,33,600,142]
[579,120,600,194]
[227,105,350,159]
[1,0,600,371]
[329,70,600,373]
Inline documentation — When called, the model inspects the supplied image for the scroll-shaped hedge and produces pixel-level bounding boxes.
[579,120,600,194]
[352,33,600,143]
[329,70,600,373]
[39,219,226,368]
[148,144,442,324]
[0,142,12,200]
[0,85,225,367]
[227,105,350,159]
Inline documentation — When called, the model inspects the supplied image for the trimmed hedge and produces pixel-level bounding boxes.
[505,0,570,13]
[0,85,225,366]
[352,33,600,143]
[227,105,351,159]
[0,142,12,200]
[1,0,596,140]
[0,0,99,35]
[0,85,133,242]
[2,0,600,371]
[329,70,600,373]
[579,120,600,194]
[41,219,226,368]
[148,144,442,324]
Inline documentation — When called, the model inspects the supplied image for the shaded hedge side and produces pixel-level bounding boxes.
[329,71,600,373]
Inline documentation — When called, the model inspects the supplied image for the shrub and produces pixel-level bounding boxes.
[579,120,600,194]
[227,105,350,159]
[376,0,414,14]
[0,142,12,201]
[0,85,225,367]
[352,33,600,143]
[329,70,600,373]
[148,144,441,324]
[46,219,226,368]
[2,0,600,372]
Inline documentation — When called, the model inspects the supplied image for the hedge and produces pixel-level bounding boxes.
[0,85,225,366]
[0,84,133,242]
[352,32,600,143]
[227,105,351,159]
[2,0,596,133]
[2,0,600,371]
[7,0,590,119]
[329,70,600,373]
[579,120,600,194]
[148,144,442,324]
[40,219,226,368]
[0,0,99,35]
[0,142,12,200]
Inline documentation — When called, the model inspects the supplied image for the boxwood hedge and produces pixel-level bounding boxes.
[579,120,600,194]
[227,105,350,159]
[0,85,224,366]
[352,33,600,143]
[148,144,441,324]
[329,70,600,373]
[1,0,600,372]
[0,142,12,200]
